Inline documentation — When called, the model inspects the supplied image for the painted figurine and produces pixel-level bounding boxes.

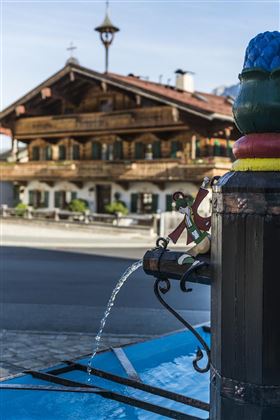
[168,177,211,265]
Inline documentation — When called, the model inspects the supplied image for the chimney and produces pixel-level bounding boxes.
[175,69,195,93]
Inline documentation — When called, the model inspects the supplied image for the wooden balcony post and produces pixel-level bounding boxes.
[210,32,280,420]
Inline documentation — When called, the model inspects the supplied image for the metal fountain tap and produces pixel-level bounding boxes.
[143,176,215,374]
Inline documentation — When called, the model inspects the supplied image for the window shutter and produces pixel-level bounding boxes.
[45,146,52,161]
[43,191,49,208]
[152,194,159,213]
[28,190,34,206]
[165,194,173,211]
[73,145,80,160]
[130,193,138,213]
[32,147,40,161]
[114,141,123,160]
[92,142,101,160]
[59,145,66,160]
[152,141,161,159]
[71,192,77,201]
[214,140,221,156]
[171,141,183,158]
[171,141,178,158]
[135,142,144,159]
[195,140,201,158]
[54,191,61,208]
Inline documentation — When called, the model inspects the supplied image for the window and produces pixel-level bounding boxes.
[32,146,40,161]
[101,144,108,160]
[44,146,52,161]
[130,193,158,214]
[171,141,183,158]
[59,145,66,160]
[72,144,80,160]
[108,144,114,161]
[145,144,153,160]
[28,190,49,208]
[54,191,67,209]
[92,142,101,160]
[99,97,113,112]
[135,142,145,159]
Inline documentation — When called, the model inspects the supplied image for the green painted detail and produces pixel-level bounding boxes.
[181,256,195,265]
[233,68,280,134]
[186,215,208,245]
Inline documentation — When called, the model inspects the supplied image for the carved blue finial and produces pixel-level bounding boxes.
[243,31,280,72]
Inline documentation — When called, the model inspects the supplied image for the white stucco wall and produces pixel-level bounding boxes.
[22,180,210,214]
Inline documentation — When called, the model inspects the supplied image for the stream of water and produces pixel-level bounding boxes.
[87,259,143,380]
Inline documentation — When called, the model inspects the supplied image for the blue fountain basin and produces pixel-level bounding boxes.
[0,327,210,419]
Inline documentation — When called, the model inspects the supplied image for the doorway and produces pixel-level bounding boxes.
[96,185,111,213]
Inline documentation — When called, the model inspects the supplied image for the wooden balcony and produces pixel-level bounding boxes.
[14,106,183,139]
[0,159,232,183]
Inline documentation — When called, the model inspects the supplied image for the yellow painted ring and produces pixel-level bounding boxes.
[233,158,280,171]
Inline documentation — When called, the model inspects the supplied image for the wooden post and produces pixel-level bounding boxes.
[210,31,280,419]
[211,172,280,420]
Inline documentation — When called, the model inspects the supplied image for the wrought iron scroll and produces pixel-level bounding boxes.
[154,269,211,374]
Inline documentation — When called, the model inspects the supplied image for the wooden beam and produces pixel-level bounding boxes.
[0,126,12,137]
[41,87,52,99]
[15,105,25,116]
[152,181,165,190]
[115,181,130,191]
[101,81,107,93]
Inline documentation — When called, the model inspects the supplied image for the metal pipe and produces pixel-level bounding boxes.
[143,248,211,285]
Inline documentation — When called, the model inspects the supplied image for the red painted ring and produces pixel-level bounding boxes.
[233,133,280,159]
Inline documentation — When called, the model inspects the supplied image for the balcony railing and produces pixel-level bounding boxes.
[0,159,232,182]
[14,106,181,138]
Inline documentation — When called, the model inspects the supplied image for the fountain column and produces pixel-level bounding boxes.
[210,32,280,419]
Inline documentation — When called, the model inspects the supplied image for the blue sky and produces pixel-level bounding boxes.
[1,0,280,110]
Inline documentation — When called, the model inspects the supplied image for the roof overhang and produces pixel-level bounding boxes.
[0,63,234,124]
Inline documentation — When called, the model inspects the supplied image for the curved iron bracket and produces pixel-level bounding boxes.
[154,265,211,374]
[180,260,211,290]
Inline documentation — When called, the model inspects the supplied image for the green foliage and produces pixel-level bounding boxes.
[105,201,128,215]
[15,202,28,217]
[68,199,88,212]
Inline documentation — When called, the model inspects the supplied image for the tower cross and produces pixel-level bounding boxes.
[67,42,77,58]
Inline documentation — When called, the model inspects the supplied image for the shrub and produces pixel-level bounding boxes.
[68,199,88,212]
[105,201,128,215]
[15,202,28,217]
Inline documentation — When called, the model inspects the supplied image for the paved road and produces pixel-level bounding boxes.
[1,246,210,335]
